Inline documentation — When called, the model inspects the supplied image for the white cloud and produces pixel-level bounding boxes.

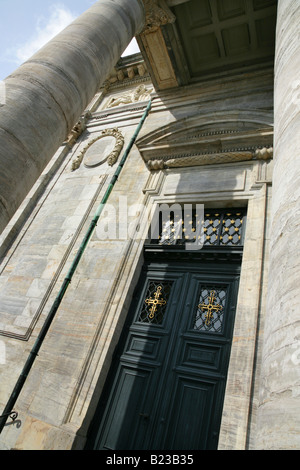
[3,2,139,76]
[15,4,76,63]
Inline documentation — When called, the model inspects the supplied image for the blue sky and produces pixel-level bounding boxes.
[0,0,140,80]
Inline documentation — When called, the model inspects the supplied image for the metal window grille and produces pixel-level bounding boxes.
[152,208,246,247]
[138,280,173,325]
[193,285,227,333]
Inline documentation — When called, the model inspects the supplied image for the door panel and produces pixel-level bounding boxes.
[95,270,186,450]
[92,261,240,450]
[100,367,151,450]
[163,376,217,450]
[180,339,223,372]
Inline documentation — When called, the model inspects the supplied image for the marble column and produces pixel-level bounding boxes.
[256,0,300,449]
[0,0,145,234]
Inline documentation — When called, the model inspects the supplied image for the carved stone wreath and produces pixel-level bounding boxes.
[71,128,124,171]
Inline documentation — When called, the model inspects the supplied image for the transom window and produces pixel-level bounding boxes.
[150,208,246,248]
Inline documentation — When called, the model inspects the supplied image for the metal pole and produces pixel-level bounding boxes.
[0,99,151,434]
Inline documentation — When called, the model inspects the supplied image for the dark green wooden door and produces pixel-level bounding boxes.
[91,261,240,450]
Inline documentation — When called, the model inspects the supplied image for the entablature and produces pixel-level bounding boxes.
[136,0,277,91]
[136,112,273,170]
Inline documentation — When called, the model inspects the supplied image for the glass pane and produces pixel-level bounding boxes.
[138,280,173,325]
[193,285,227,333]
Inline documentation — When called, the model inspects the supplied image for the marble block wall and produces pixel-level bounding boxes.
[0,67,274,449]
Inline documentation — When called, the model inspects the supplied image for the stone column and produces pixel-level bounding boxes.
[256,0,300,449]
[0,0,145,234]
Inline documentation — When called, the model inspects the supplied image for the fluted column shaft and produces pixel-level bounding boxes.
[257,0,300,449]
[0,0,145,234]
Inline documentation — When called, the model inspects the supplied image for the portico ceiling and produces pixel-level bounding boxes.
[136,0,277,89]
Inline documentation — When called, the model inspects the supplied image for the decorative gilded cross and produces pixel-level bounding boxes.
[145,285,166,319]
[198,290,222,326]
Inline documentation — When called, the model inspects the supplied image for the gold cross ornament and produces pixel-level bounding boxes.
[145,285,166,319]
[198,290,222,326]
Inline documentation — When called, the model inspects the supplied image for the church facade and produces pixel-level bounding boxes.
[0,0,299,450]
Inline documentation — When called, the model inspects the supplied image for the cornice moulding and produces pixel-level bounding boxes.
[147,149,273,170]
[136,118,273,170]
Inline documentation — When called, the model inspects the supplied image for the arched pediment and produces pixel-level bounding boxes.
[136,110,273,169]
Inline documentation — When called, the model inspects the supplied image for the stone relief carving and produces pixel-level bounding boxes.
[71,128,124,171]
[255,147,273,160]
[136,117,274,171]
[106,84,153,108]
[66,112,91,147]
[146,147,273,170]
[141,0,176,33]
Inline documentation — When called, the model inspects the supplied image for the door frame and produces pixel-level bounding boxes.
[80,170,269,450]
[88,246,242,450]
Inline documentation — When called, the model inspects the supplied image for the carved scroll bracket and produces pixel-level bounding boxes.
[137,1,179,89]
[141,0,176,33]
[254,147,273,160]
[71,128,124,171]
[66,112,91,147]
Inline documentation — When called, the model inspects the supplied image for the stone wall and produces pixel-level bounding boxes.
[0,65,274,449]
[0,0,145,233]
